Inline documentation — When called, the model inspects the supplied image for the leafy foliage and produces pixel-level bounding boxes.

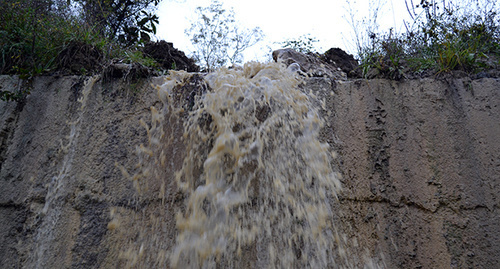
[0,0,164,101]
[357,0,500,78]
[186,0,264,71]
[0,0,104,100]
[279,34,320,54]
[75,0,160,45]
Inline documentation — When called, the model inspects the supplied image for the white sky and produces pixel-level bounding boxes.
[155,0,413,62]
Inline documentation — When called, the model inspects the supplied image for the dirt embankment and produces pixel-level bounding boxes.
[0,74,498,268]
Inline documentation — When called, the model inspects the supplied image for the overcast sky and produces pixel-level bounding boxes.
[155,0,413,62]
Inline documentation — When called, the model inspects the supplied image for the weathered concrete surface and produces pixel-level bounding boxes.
[0,75,165,268]
[0,74,499,268]
[314,77,500,268]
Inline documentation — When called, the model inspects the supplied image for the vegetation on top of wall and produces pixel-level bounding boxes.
[2,0,500,102]
[357,0,500,79]
[0,0,177,101]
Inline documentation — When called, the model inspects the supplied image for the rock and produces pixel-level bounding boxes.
[320,48,362,78]
[272,48,347,80]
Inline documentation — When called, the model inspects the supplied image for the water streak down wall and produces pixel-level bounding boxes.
[0,73,498,268]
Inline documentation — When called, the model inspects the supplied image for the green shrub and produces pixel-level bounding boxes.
[0,0,165,101]
[358,0,500,78]
[0,1,106,75]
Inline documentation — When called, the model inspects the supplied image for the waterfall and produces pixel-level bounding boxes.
[130,62,355,268]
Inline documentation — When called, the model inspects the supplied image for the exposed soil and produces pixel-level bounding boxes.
[56,41,103,75]
[55,40,199,77]
[142,40,199,72]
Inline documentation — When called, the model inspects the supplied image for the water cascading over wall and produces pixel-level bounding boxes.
[130,62,357,268]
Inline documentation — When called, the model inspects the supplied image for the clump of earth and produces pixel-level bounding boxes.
[142,40,199,72]
[55,40,199,77]
[56,41,104,75]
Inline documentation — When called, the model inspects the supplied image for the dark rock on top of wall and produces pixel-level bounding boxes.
[321,47,362,78]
